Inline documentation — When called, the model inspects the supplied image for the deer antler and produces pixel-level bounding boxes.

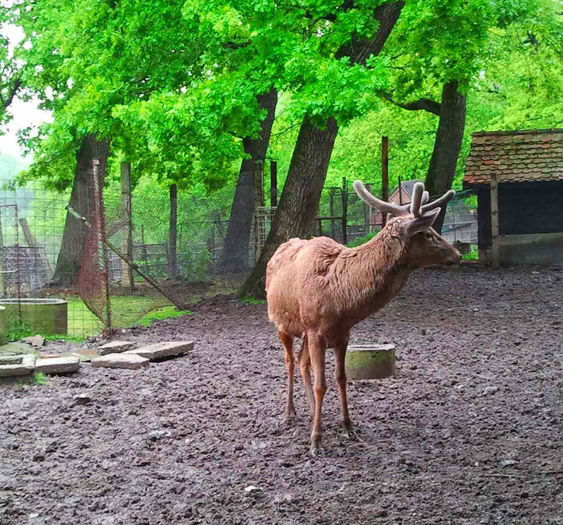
[353,180,455,218]
[353,181,410,217]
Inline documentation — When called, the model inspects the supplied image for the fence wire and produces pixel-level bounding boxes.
[0,171,477,342]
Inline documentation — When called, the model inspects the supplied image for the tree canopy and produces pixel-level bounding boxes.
[0,0,560,259]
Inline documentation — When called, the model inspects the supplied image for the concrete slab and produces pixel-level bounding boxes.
[98,341,136,355]
[35,356,80,374]
[0,354,29,365]
[0,355,36,377]
[125,341,194,361]
[91,353,149,370]
[0,342,35,357]
[72,349,100,362]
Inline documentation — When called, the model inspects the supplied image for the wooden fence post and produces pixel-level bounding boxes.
[381,136,389,227]
[120,162,134,289]
[168,184,178,279]
[270,160,278,207]
[341,178,348,245]
[490,173,500,268]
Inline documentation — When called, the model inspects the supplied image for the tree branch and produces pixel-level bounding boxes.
[380,91,441,115]
[1,77,22,110]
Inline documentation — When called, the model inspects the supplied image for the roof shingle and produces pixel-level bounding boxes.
[463,129,563,186]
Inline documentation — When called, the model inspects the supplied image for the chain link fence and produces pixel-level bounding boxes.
[0,168,477,342]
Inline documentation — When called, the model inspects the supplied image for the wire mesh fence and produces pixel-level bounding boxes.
[0,167,478,343]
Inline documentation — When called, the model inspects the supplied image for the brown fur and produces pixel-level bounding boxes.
[266,214,460,453]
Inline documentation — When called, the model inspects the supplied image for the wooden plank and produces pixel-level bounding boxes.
[490,173,500,268]
[19,218,37,247]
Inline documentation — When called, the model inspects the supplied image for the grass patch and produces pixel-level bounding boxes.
[17,371,50,388]
[240,296,266,305]
[462,245,479,261]
[2,295,192,341]
[137,306,192,327]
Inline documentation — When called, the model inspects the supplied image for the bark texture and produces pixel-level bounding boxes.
[52,135,110,287]
[240,2,404,298]
[217,88,278,272]
[424,81,467,232]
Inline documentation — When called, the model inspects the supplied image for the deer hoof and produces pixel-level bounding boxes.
[310,445,325,457]
[284,412,296,426]
[310,436,324,456]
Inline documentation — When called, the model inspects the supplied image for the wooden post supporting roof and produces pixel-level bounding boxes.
[490,173,500,268]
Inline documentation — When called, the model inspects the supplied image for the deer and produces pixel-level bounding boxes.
[265,180,461,455]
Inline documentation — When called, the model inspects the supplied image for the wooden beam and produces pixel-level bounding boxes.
[19,218,37,247]
[490,173,500,268]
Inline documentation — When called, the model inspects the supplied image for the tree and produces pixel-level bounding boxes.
[52,135,109,286]
[217,88,278,272]
[240,1,404,298]
[375,0,544,230]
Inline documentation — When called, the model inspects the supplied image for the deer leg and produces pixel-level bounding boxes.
[308,331,327,455]
[299,335,315,418]
[278,330,296,423]
[334,339,353,434]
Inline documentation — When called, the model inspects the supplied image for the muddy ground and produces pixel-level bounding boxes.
[1,265,562,525]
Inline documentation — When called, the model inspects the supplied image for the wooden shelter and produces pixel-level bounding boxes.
[463,129,563,266]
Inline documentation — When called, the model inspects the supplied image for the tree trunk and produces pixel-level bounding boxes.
[424,80,467,233]
[168,183,178,279]
[52,135,110,287]
[217,88,278,272]
[240,2,404,298]
[240,117,339,297]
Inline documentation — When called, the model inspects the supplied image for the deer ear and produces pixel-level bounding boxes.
[405,209,440,237]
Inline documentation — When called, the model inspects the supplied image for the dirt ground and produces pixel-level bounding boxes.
[1,265,562,525]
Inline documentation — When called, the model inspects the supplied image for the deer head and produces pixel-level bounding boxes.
[354,180,461,268]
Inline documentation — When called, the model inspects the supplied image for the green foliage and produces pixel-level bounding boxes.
[462,245,479,261]
[1,0,560,249]
[5,319,34,341]
[31,371,50,386]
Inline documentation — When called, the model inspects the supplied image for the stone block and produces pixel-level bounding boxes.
[35,356,80,374]
[98,340,136,355]
[0,354,36,377]
[125,341,193,361]
[0,354,35,377]
[91,353,149,370]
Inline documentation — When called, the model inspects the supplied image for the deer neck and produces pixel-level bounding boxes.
[340,231,412,321]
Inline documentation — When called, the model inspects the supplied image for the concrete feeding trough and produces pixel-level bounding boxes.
[345,343,396,380]
[0,298,68,335]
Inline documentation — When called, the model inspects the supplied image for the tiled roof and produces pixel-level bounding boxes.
[464,129,563,186]
[399,179,423,196]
